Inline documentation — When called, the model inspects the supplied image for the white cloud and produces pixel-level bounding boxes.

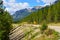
[39,3,50,7]
[42,0,57,4]
[9,0,15,3]
[42,0,56,3]
[36,0,57,5]
[36,0,40,3]
[3,0,30,15]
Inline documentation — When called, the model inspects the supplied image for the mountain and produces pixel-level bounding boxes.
[12,6,42,22]
[17,0,60,24]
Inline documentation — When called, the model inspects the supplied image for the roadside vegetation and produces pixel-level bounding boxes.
[0,1,13,40]
[21,22,60,40]
[0,11,13,40]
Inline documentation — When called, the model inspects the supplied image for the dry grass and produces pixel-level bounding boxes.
[11,23,60,40]
[48,23,60,26]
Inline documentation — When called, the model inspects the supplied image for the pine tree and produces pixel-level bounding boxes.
[47,4,52,23]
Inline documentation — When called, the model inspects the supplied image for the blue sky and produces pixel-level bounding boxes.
[16,0,45,7]
[3,0,57,15]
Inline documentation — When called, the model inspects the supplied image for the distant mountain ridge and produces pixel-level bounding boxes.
[12,6,42,21]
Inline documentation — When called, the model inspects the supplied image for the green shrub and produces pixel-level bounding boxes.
[40,21,48,33]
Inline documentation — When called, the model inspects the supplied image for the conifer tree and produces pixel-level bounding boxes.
[0,0,12,40]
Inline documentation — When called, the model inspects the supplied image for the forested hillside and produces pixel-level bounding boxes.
[19,0,60,24]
